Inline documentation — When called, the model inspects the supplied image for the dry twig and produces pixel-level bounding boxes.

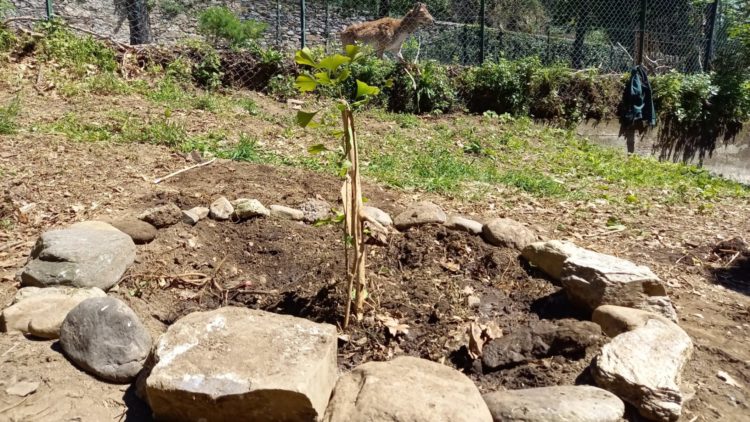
[153,158,216,184]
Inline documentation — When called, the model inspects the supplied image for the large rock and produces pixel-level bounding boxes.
[483,385,625,422]
[561,248,676,321]
[233,199,270,219]
[0,286,106,338]
[324,356,492,422]
[20,227,136,291]
[210,197,234,220]
[146,307,337,422]
[523,241,677,321]
[394,201,447,230]
[138,203,183,228]
[482,319,601,371]
[592,317,693,422]
[107,218,158,244]
[60,297,151,383]
[482,218,537,250]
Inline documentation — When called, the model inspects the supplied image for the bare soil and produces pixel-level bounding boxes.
[0,89,749,421]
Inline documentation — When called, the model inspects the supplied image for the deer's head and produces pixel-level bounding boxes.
[407,3,435,26]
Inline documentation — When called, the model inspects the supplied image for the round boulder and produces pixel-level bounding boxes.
[60,297,151,383]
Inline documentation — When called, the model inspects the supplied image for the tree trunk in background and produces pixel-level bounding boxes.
[127,0,151,45]
[378,0,391,18]
[572,13,588,69]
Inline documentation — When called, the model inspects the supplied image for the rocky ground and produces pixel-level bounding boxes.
[0,128,748,421]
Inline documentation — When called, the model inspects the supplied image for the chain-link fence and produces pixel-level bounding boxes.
[6,0,732,73]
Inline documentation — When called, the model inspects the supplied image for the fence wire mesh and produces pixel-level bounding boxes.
[6,0,732,78]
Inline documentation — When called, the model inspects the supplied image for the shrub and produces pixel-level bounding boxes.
[192,46,224,90]
[37,19,117,76]
[388,61,457,114]
[197,6,267,49]
[458,57,541,115]
[0,96,20,135]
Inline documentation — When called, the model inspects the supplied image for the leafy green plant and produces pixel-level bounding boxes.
[238,97,259,115]
[37,19,117,76]
[293,45,383,328]
[389,60,456,114]
[193,46,224,90]
[458,57,540,115]
[0,96,20,135]
[198,6,267,49]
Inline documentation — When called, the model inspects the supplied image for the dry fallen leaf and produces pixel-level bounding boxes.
[376,314,410,337]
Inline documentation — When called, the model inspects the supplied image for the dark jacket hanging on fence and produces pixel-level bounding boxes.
[622,65,656,126]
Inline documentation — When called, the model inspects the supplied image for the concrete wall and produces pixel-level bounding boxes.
[576,120,750,185]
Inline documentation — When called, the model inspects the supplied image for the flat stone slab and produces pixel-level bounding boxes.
[1,286,106,339]
[482,218,537,250]
[269,205,305,221]
[446,215,483,235]
[146,307,338,422]
[593,317,693,422]
[61,297,152,383]
[483,385,625,422]
[323,356,492,422]
[362,206,393,228]
[394,201,447,230]
[592,305,672,337]
[20,227,136,291]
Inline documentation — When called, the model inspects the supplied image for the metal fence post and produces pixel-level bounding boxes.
[479,0,486,64]
[45,0,53,20]
[276,0,281,47]
[637,0,647,66]
[325,0,330,52]
[300,0,306,49]
[704,0,720,71]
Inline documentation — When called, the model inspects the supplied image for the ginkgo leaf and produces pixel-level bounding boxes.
[294,48,316,67]
[295,74,318,92]
[356,80,380,99]
[335,69,351,83]
[318,54,351,72]
[345,44,360,59]
[314,72,332,85]
[296,110,319,128]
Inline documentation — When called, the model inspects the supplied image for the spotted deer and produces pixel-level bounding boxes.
[340,3,434,62]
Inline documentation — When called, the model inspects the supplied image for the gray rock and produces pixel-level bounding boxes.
[107,218,158,244]
[482,218,537,250]
[561,248,676,321]
[299,199,331,223]
[146,307,338,422]
[210,196,234,220]
[521,240,582,280]
[523,241,677,321]
[269,204,305,221]
[20,228,136,291]
[592,305,672,337]
[138,203,182,228]
[394,201,447,230]
[60,297,151,383]
[323,356,492,422]
[1,286,106,339]
[482,319,601,371]
[69,221,120,232]
[362,206,393,227]
[182,207,209,225]
[483,385,625,422]
[233,199,270,219]
[446,215,483,235]
[593,317,693,422]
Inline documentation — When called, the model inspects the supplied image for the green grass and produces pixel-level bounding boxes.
[47,113,114,142]
[0,96,20,135]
